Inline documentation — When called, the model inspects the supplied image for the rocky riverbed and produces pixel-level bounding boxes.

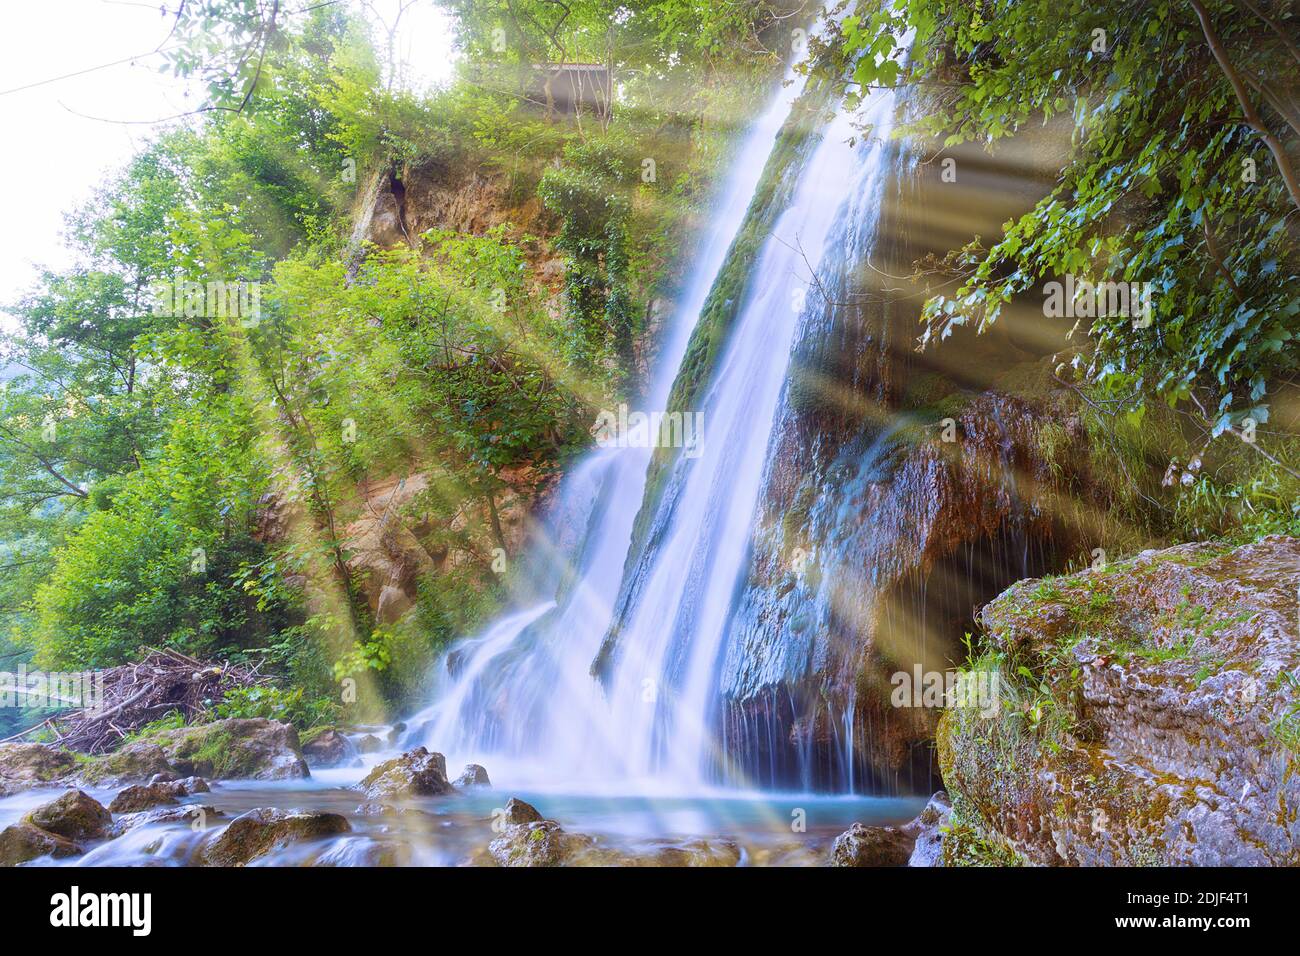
[0,719,928,866]
[2,537,1294,867]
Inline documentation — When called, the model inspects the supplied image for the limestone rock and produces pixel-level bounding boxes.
[0,743,76,796]
[828,823,914,867]
[0,822,81,866]
[353,747,453,801]
[454,764,491,788]
[109,783,179,814]
[940,536,1300,866]
[200,808,350,866]
[24,789,112,841]
[904,791,952,867]
[501,797,542,824]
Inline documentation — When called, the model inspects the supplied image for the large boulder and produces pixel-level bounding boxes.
[354,747,453,801]
[150,719,309,780]
[300,728,359,769]
[0,743,76,796]
[200,808,350,866]
[939,536,1300,866]
[0,822,81,866]
[24,789,112,841]
[828,823,914,867]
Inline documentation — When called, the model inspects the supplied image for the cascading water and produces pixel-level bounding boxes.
[407,24,908,795]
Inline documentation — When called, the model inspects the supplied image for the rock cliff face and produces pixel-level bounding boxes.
[720,375,1104,793]
[939,536,1300,866]
[699,111,1086,794]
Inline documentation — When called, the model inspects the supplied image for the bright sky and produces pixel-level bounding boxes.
[0,0,458,324]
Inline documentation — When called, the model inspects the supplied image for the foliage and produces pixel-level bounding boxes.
[844,0,1300,437]
[214,684,337,729]
[0,0,818,725]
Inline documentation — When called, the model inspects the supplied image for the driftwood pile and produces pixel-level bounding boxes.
[4,648,268,754]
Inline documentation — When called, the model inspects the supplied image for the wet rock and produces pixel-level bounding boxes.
[829,823,914,867]
[300,728,360,769]
[904,791,951,867]
[200,808,351,866]
[501,797,542,824]
[149,771,179,785]
[484,798,600,867]
[353,747,453,801]
[940,536,1300,865]
[151,719,309,780]
[0,743,76,796]
[24,789,112,841]
[109,783,180,814]
[108,804,224,838]
[173,775,210,795]
[454,764,491,788]
[355,734,385,755]
[387,722,407,746]
[0,822,81,866]
[488,818,594,867]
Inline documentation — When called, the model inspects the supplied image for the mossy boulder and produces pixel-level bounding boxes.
[24,789,111,841]
[0,822,81,866]
[353,747,453,801]
[75,742,173,787]
[150,719,309,780]
[0,743,76,796]
[939,536,1300,865]
[200,808,350,866]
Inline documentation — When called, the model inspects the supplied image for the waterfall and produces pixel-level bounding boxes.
[406,27,908,795]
